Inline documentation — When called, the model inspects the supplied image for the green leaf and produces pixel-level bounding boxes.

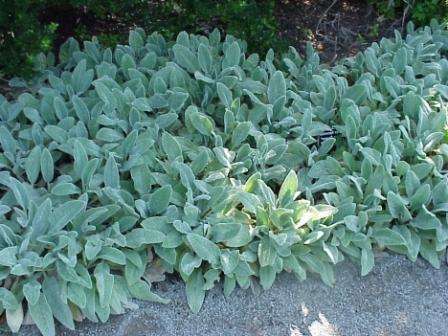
[25,146,41,184]
[224,224,252,248]
[104,154,120,188]
[392,47,407,74]
[173,44,200,73]
[186,233,221,265]
[40,148,54,183]
[129,30,144,49]
[128,279,170,304]
[420,239,440,269]
[223,275,236,297]
[222,41,240,69]
[96,128,123,142]
[168,92,189,111]
[303,230,325,244]
[125,263,142,286]
[267,71,286,104]
[51,200,86,232]
[71,60,93,93]
[434,84,448,100]
[149,185,172,215]
[210,223,242,242]
[217,82,233,108]
[82,158,99,189]
[125,228,166,248]
[343,84,367,104]
[361,247,374,276]
[29,293,55,336]
[278,170,298,206]
[67,283,87,309]
[23,280,41,305]
[94,263,114,308]
[300,254,334,286]
[186,106,214,136]
[140,52,157,69]
[386,191,411,222]
[181,252,202,276]
[0,288,19,310]
[6,305,23,333]
[72,95,90,124]
[51,182,80,196]
[44,125,67,143]
[0,246,17,266]
[31,198,52,238]
[203,269,220,290]
[322,242,339,264]
[403,91,421,118]
[73,139,88,177]
[259,266,276,290]
[409,184,431,210]
[432,180,448,205]
[186,269,205,313]
[53,96,68,119]
[231,122,251,148]
[80,287,97,322]
[0,126,17,155]
[194,71,214,83]
[373,228,406,246]
[220,250,239,275]
[55,262,91,289]
[258,236,276,267]
[411,206,441,230]
[97,247,126,265]
[0,204,10,217]
[42,277,75,330]
[161,132,182,161]
[198,43,213,73]
[283,255,306,280]
[405,170,420,197]
[133,97,152,111]
[395,225,421,261]
[120,54,136,70]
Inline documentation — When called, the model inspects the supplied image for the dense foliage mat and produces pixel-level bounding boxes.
[0,21,448,335]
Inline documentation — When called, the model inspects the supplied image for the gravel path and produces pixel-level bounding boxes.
[17,253,448,336]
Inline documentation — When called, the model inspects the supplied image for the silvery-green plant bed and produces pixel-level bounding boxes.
[0,19,447,336]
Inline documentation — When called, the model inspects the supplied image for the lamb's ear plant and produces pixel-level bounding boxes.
[0,20,448,335]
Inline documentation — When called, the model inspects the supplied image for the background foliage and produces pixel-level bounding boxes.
[372,0,448,25]
[0,0,280,78]
[1,0,448,79]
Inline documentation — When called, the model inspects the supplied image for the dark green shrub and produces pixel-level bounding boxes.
[371,0,448,26]
[0,1,58,78]
[146,0,282,54]
[0,0,281,79]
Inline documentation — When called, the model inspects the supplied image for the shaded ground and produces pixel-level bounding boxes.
[276,0,402,63]
[16,253,448,336]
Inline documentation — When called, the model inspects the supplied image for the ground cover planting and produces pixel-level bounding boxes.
[0,20,447,336]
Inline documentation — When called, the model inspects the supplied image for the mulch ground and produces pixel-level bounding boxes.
[276,0,403,63]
